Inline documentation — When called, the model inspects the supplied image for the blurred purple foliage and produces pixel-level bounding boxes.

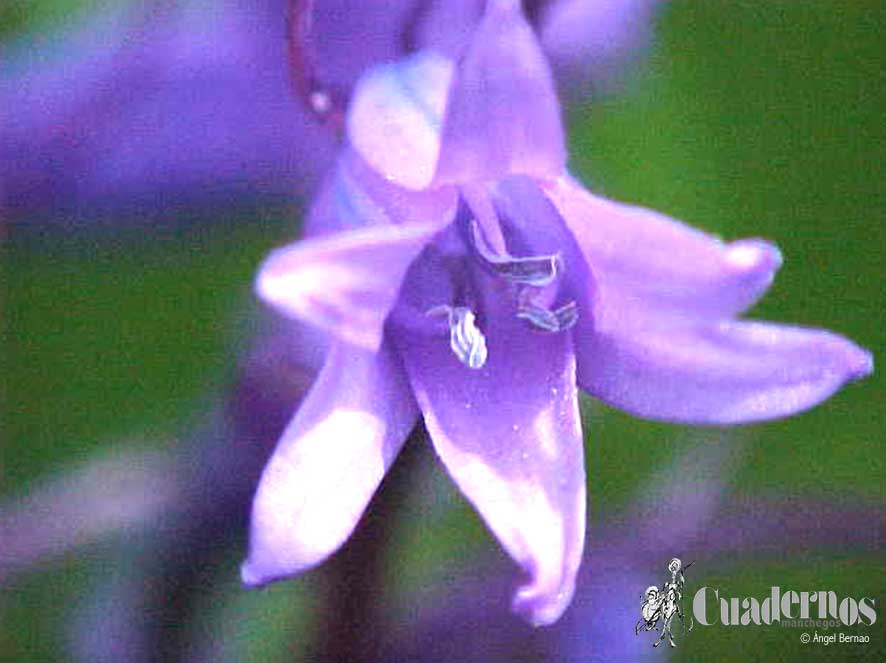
[1,0,661,223]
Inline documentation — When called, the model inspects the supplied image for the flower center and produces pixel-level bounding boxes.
[426,217,578,370]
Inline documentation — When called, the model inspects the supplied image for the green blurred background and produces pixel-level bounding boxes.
[3,1,883,661]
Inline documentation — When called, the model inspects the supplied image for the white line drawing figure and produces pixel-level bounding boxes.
[635,557,694,648]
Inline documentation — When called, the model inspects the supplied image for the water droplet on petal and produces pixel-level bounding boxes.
[309,90,331,114]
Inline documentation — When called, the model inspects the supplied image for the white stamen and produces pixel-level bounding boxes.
[427,305,488,369]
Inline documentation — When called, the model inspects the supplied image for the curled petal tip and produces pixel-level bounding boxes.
[512,581,575,627]
[850,347,874,380]
[397,318,585,628]
[725,239,783,276]
[817,333,874,384]
[240,560,267,588]
[240,556,305,589]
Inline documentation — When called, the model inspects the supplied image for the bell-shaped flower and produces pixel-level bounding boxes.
[242,0,871,626]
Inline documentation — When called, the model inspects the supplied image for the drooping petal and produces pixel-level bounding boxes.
[258,163,456,350]
[543,176,783,331]
[577,320,873,424]
[395,275,585,626]
[433,0,566,185]
[241,342,417,586]
[551,433,742,661]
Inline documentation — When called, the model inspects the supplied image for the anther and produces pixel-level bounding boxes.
[517,301,579,333]
[470,221,560,287]
[427,305,488,369]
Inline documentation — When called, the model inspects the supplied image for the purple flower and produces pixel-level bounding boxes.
[241,0,872,626]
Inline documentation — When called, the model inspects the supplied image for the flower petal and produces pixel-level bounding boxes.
[348,52,454,190]
[395,286,585,626]
[543,176,783,331]
[241,342,417,586]
[433,0,566,185]
[577,320,873,424]
[258,166,456,350]
[347,1,565,191]
[303,149,459,238]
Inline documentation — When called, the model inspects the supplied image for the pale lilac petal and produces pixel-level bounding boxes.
[543,176,783,331]
[303,149,458,238]
[257,172,455,350]
[396,291,585,626]
[577,320,873,424]
[242,342,417,585]
[433,0,566,185]
[347,1,566,191]
[348,52,454,190]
